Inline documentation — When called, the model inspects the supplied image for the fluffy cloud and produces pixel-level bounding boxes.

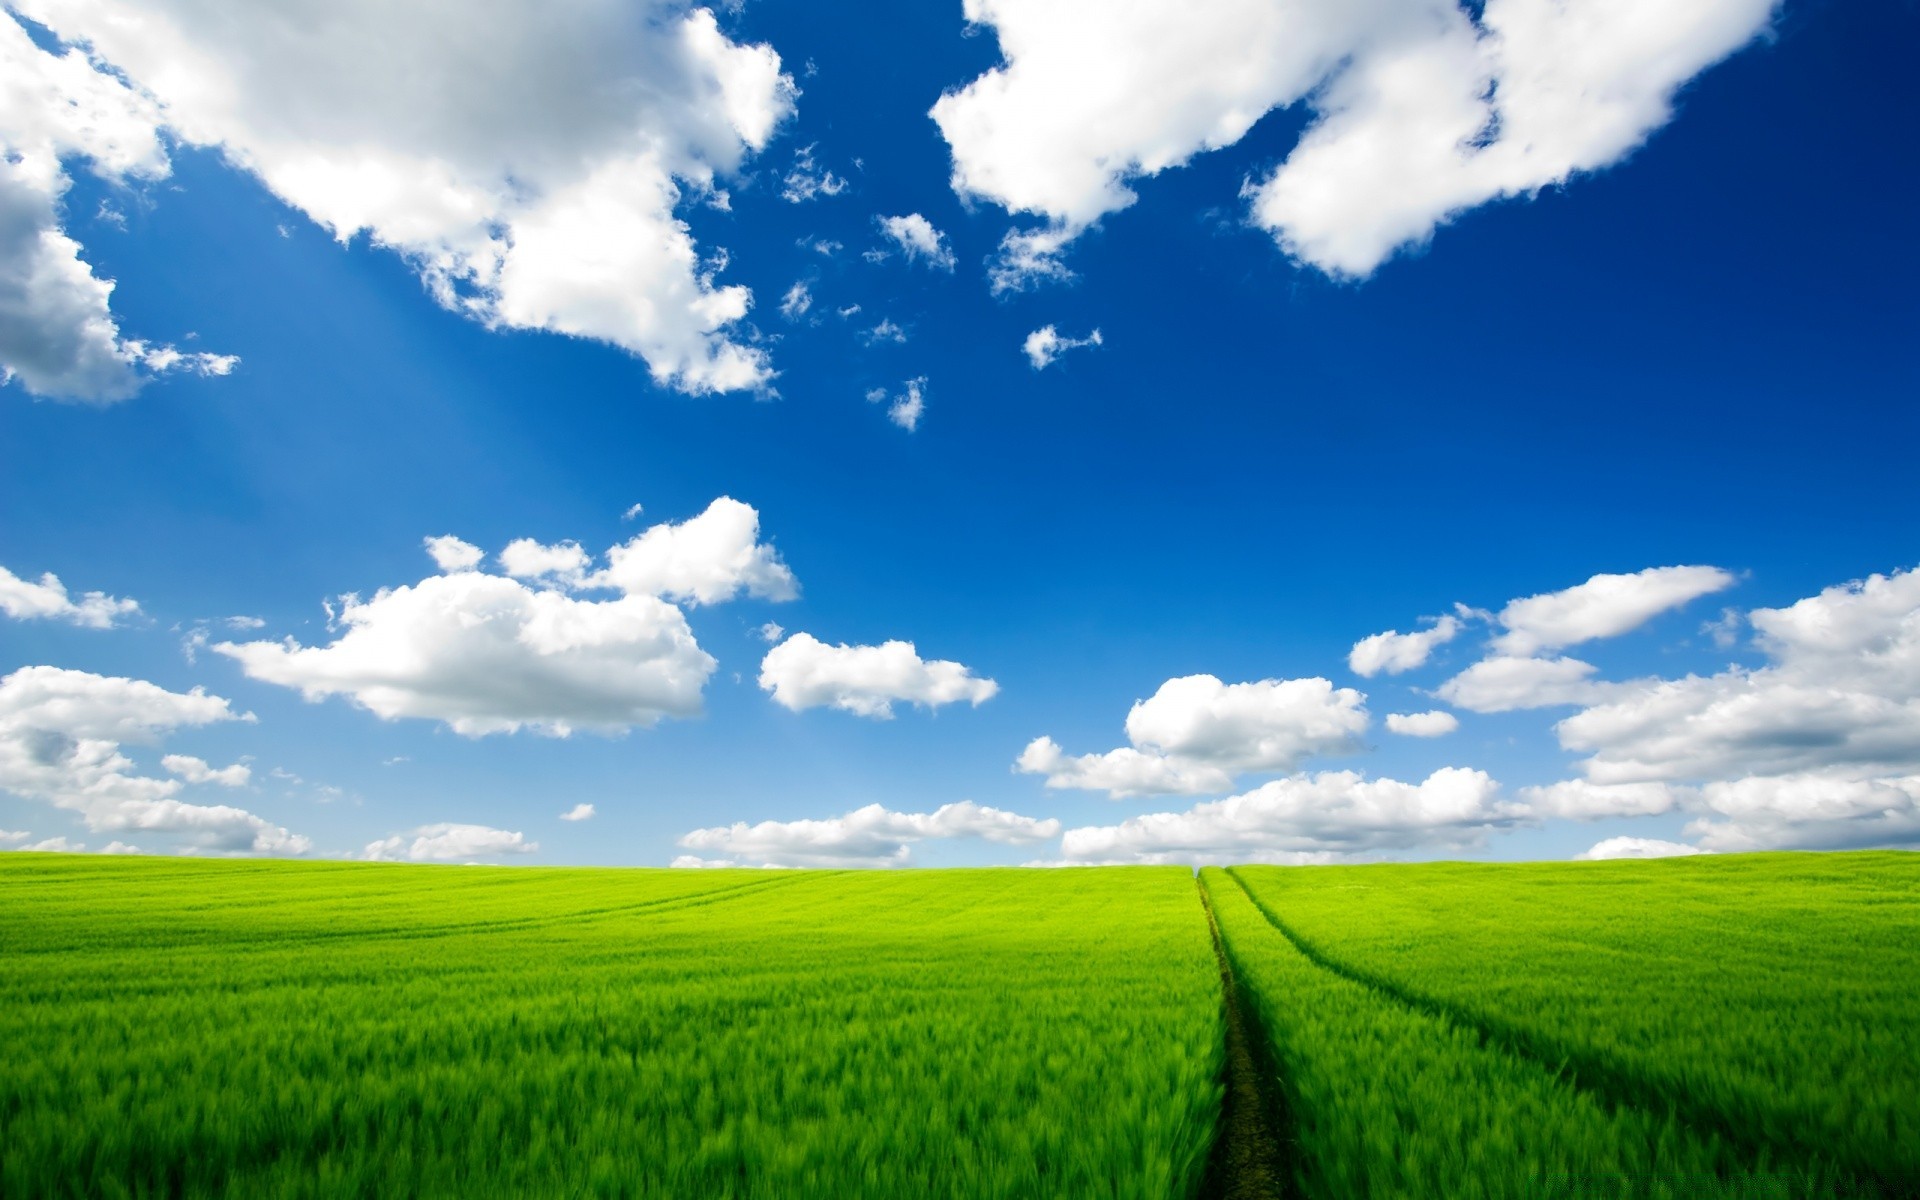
[218,573,714,737]
[1575,836,1705,861]
[559,802,596,822]
[0,14,239,402]
[364,822,536,862]
[1517,779,1675,820]
[866,376,927,431]
[0,666,308,854]
[1542,567,1920,851]
[1348,614,1461,676]
[593,497,797,606]
[1385,710,1458,738]
[1437,655,1607,712]
[161,754,250,787]
[1057,767,1514,864]
[19,0,796,394]
[781,144,846,203]
[0,829,29,846]
[759,633,998,719]
[876,214,956,270]
[220,500,795,736]
[1019,674,1368,797]
[934,0,1773,280]
[0,564,139,627]
[778,281,812,321]
[678,800,1059,868]
[1022,325,1102,370]
[1491,566,1735,656]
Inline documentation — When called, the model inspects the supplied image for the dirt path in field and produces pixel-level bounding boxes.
[1195,875,1294,1200]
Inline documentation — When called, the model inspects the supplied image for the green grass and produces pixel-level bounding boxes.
[0,856,1222,1198]
[1229,853,1920,1189]
[1203,867,1844,1200]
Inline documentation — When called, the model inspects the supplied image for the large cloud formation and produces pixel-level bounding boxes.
[934,0,1776,283]
[0,13,237,402]
[0,665,307,853]
[1019,673,1368,798]
[217,498,793,736]
[10,0,795,396]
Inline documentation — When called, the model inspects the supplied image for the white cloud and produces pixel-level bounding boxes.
[1491,566,1736,656]
[19,836,83,852]
[560,802,596,822]
[759,632,998,719]
[1018,674,1368,797]
[1437,655,1607,712]
[757,621,785,644]
[778,280,812,321]
[934,0,1774,280]
[1057,767,1515,864]
[217,573,714,737]
[876,214,956,271]
[679,800,1059,868]
[593,497,797,606]
[364,822,536,862]
[1385,710,1458,737]
[1349,614,1461,676]
[0,12,240,402]
[0,564,139,627]
[987,225,1076,294]
[862,318,908,345]
[98,839,139,854]
[1575,836,1705,861]
[424,535,484,573]
[161,754,250,787]
[20,0,797,394]
[1518,779,1675,820]
[0,665,308,854]
[621,503,646,522]
[868,376,927,431]
[781,143,846,203]
[497,538,589,587]
[1685,774,1920,854]
[1022,325,1102,370]
[0,829,28,845]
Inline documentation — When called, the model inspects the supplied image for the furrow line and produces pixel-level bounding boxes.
[1221,868,1907,1199]
[1194,873,1293,1200]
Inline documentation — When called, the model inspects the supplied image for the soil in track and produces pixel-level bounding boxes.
[1196,875,1293,1200]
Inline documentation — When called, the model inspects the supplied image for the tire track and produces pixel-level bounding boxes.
[1221,867,1907,1199]
[1195,873,1293,1200]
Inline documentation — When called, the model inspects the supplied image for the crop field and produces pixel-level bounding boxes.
[2,852,1916,1198]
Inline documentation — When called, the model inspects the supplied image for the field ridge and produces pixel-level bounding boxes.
[1221,867,1905,1199]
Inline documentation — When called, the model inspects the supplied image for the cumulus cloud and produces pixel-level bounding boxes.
[1575,836,1705,861]
[987,225,1076,294]
[0,665,308,854]
[1019,674,1368,798]
[876,214,956,270]
[1491,566,1736,657]
[0,829,29,845]
[1517,779,1675,820]
[593,497,797,606]
[560,802,595,822]
[161,754,250,787]
[1022,325,1102,370]
[936,0,1775,280]
[781,144,847,203]
[219,499,795,736]
[1437,655,1608,712]
[778,280,812,321]
[1349,614,1461,676]
[0,564,139,627]
[364,822,537,862]
[19,0,798,394]
[678,800,1059,868]
[424,535,484,573]
[1385,710,1458,737]
[0,12,241,402]
[759,633,998,719]
[1057,767,1515,864]
[217,573,714,737]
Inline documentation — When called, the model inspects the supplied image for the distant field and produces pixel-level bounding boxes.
[1,853,1915,1198]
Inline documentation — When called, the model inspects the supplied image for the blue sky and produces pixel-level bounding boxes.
[2,0,1916,867]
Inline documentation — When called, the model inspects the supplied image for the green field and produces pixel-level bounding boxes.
[2,852,1915,1198]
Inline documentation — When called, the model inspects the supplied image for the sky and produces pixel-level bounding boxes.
[1,0,1916,868]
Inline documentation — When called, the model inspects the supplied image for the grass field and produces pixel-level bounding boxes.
[2,852,1915,1198]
